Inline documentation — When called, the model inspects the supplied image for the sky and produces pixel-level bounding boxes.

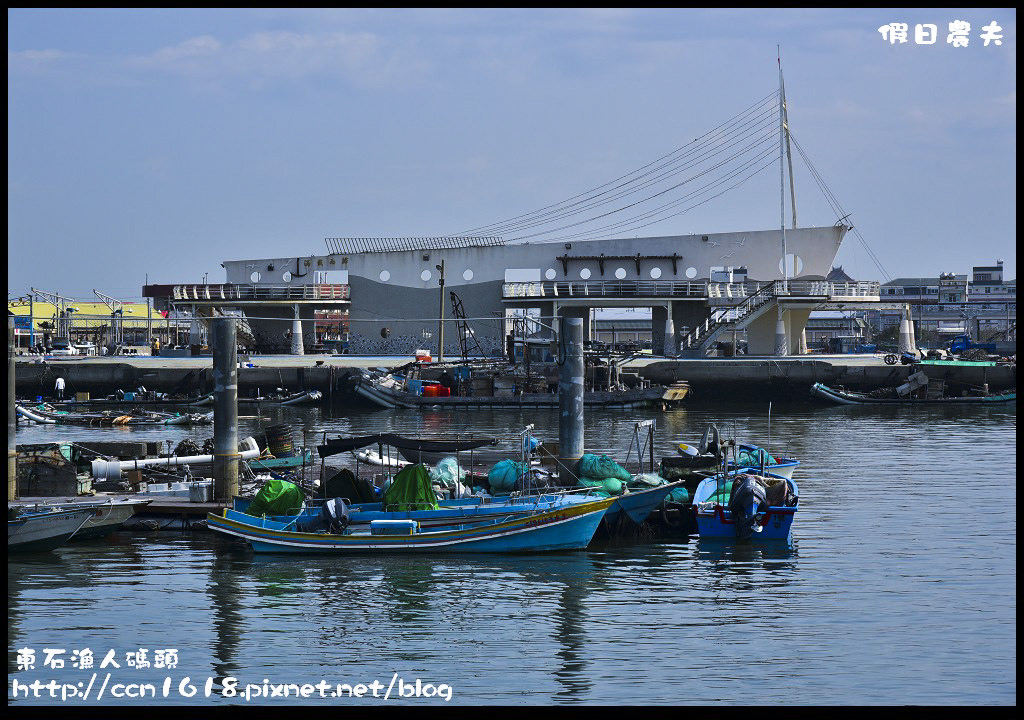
[7,8,1016,302]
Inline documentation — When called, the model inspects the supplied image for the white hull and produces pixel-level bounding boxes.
[8,509,93,551]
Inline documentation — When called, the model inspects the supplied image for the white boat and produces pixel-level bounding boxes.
[11,497,153,540]
[8,507,93,552]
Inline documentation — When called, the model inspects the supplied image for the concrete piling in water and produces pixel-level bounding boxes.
[212,317,239,501]
[558,316,584,486]
[9,316,18,501]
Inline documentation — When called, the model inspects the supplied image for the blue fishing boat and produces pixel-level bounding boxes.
[314,429,687,533]
[726,444,800,480]
[246,447,315,472]
[207,495,616,554]
[235,480,685,534]
[692,471,799,542]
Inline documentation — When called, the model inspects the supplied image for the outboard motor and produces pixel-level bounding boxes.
[698,424,722,458]
[297,498,349,534]
[728,474,767,540]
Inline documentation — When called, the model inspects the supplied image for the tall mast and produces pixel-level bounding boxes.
[778,47,788,287]
[781,66,798,229]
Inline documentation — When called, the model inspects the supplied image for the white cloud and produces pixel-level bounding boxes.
[7,48,73,73]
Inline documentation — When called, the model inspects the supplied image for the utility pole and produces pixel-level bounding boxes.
[436,259,446,363]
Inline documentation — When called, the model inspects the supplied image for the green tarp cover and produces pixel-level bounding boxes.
[384,464,440,512]
[245,478,305,517]
[704,481,734,506]
[488,459,530,493]
[576,478,624,496]
[577,453,631,482]
[736,448,777,467]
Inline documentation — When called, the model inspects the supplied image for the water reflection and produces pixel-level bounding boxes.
[8,552,76,674]
[696,539,797,566]
[697,539,798,619]
[207,537,247,681]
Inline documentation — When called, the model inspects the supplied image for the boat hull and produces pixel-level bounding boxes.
[8,509,93,552]
[10,499,150,541]
[208,497,614,554]
[695,505,797,541]
[605,481,687,525]
[727,458,799,480]
[811,382,1016,406]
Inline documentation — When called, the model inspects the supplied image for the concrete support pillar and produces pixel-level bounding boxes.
[537,301,555,339]
[9,317,18,501]
[898,316,916,355]
[664,305,676,357]
[652,305,668,355]
[212,318,239,501]
[798,328,808,355]
[558,317,584,486]
[774,308,788,357]
[290,304,304,355]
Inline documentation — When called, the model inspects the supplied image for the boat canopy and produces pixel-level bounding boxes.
[317,433,498,459]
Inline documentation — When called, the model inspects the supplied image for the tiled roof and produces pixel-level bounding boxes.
[324,236,505,254]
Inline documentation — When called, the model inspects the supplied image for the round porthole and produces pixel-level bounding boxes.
[615,267,627,280]
[686,266,697,279]
[650,267,662,279]
[779,254,804,276]
[282,271,292,282]
[580,268,591,280]
[545,268,557,280]
[379,270,391,282]
[250,271,261,283]
[420,270,432,282]
[463,269,474,281]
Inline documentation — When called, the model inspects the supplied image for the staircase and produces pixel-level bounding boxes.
[679,281,781,354]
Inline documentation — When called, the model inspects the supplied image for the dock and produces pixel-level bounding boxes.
[14,353,1015,403]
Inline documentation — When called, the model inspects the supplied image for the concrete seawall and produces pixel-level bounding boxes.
[14,356,357,399]
[632,356,1016,401]
[14,354,1015,404]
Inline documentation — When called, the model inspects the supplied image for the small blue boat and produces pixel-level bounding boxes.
[245,447,315,472]
[207,495,616,554]
[234,475,685,533]
[692,471,799,542]
[726,444,800,480]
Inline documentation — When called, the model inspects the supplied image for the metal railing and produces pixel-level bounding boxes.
[680,280,881,351]
[172,284,350,302]
[502,280,708,299]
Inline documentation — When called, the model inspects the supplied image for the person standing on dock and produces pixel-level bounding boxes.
[151,336,160,356]
[54,375,65,400]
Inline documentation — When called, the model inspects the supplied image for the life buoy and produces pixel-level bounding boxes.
[660,502,686,529]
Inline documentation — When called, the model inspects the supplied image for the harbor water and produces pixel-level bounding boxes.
[8,401,1016,705]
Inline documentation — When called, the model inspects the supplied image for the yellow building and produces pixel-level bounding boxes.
[7,298,176,352]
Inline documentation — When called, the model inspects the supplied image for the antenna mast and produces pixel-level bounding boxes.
[778,47,788,288]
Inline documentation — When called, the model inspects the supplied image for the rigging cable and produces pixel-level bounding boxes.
[456,89,781,238]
